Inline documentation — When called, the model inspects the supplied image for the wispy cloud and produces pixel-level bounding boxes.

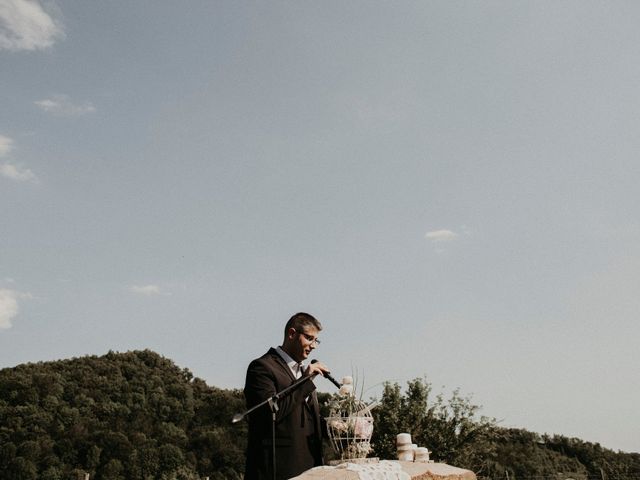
[425,229,459,243]
[0,289,31,330]
[0,162,36,182]
[0,134,38,183]
[35,94,96,116]
[425,228,463,254]
[0,0,64,51]
[130,285,163,296]
[0,134,13,156]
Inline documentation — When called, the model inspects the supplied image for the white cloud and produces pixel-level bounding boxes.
[130,285,162,296]
[0,134,14,156]
[0,134,39,183]
[0,161,37,182]
[0,0,64,51]
[0,289,31,330]
[35,94,96,116]
[425,229,459,243]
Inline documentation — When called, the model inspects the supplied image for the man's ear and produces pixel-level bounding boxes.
[286,327,297,340]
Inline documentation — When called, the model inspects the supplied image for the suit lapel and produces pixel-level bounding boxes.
[267,347,296,383]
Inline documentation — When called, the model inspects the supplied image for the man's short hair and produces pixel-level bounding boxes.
[284,312,322,337]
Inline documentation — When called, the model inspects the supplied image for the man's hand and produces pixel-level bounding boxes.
[305,361,330,378]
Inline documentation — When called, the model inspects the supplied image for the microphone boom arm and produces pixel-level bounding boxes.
[231,373,315,424]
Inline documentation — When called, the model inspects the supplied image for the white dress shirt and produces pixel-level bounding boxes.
[276,346,305,378]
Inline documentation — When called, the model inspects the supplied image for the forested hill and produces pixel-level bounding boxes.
[1,350,639,480]
[0,350,247,480]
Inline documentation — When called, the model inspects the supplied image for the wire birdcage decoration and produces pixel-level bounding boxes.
[325,382,375,460]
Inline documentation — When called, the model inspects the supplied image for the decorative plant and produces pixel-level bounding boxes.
[325,376,378,460]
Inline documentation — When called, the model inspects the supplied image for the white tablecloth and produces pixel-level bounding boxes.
[294,460,411,480]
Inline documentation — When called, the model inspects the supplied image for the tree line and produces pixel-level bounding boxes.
[0,350,637,479]
[370,379,640,480]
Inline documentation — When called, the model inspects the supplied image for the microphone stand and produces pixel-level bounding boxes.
[231,374,316,480]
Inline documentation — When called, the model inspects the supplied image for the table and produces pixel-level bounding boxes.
[291,461,477,480]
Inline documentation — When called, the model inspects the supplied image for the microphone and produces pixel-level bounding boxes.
[310,359,341,389]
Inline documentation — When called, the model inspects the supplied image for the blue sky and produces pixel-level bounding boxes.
[1,0,639,453]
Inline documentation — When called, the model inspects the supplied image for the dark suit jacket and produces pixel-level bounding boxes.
[244,348,324,480]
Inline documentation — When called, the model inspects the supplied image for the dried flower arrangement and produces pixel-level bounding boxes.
[325,375,378,461]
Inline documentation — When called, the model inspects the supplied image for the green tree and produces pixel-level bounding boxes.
[99,458,124,480]
[40,465,63,480]
[7,456,37,480]
[159,443,185,473]
[371,378,496,475]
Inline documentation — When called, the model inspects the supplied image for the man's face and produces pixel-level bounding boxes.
[285,325,320,362]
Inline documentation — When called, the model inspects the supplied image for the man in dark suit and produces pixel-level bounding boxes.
[244,312,330,480]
